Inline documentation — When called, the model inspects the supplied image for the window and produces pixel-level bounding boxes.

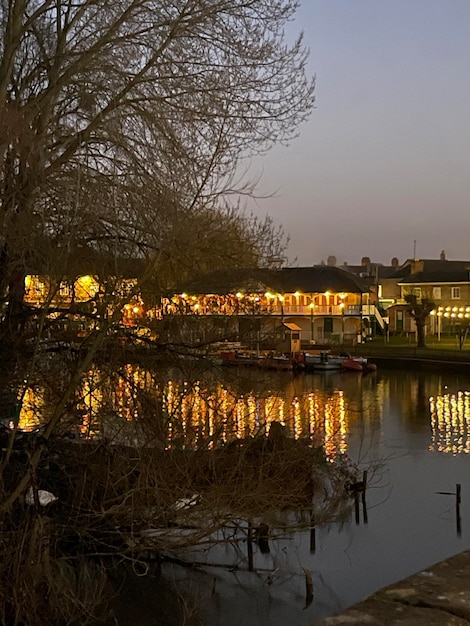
[452,287,461,299]
[432,287,441,300]
[413,287,422,299]
[59,282,71,297]
[34,280,45,295]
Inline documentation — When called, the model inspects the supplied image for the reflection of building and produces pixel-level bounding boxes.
[430,391,470,454]
[17,366,355,458]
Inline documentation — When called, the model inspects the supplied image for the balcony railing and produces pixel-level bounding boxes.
[281,305,361,316]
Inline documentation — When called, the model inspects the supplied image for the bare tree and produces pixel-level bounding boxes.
[405,294,435,348]
[0,0,314,330]
[0,3,322,622]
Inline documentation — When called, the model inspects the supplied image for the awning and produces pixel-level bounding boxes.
[283,322,301,331]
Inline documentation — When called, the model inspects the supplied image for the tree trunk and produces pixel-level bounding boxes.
[416,320,426,348]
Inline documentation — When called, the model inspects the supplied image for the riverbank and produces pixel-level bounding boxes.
[315,548,470,625]
[349,342,470,372]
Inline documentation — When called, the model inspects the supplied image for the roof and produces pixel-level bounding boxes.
[275,266,369,293]
[391,259,470,281]
[283,322,302,331]
[180,266,370,295]
[399,270,470,284]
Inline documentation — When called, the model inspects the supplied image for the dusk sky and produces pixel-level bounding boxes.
[247,1,470,267]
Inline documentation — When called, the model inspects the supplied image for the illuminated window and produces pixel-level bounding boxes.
[59,282,71,297]
[33,279,45,295]
[76,275,99,299]
[432,286,441,300]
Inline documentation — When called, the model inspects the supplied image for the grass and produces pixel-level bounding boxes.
[349,333,470,363]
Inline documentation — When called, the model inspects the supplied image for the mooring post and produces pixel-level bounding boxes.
[362,470,368,524]
[310,510,316,553]
[456,483,462,537]
[352,470,367,525]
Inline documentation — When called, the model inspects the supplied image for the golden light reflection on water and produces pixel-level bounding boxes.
[17,366,351,457]
[17,370,470,457]
[18,386,45,431]
[430,390,470,454]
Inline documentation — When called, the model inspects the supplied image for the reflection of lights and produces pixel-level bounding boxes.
[18,387,43,431]
[16,367,356,457]
[429,390,470,454]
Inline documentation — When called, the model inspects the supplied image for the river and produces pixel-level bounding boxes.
[151,366,470,625]
[18,361,470,624]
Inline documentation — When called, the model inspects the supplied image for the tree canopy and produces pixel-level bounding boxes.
[0,0,314,302]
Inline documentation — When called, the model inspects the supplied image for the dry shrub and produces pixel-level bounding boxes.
[0,432,354,624]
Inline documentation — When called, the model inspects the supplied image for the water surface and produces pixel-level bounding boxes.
[158,367,470,625]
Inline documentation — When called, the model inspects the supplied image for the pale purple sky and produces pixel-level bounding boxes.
[246,0,470,267]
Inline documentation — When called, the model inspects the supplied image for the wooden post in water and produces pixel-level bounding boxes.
[310,510,316,553]
[362,470,368,525]
[456,483,462,537]
[353,470,367,525]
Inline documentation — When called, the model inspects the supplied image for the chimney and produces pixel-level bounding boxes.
[391,257,399,267]
[361,256,371,267]
[440,250,446,261]
[327,255,337,266]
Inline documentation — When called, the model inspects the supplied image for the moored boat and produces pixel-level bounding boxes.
[300,352,377,373]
